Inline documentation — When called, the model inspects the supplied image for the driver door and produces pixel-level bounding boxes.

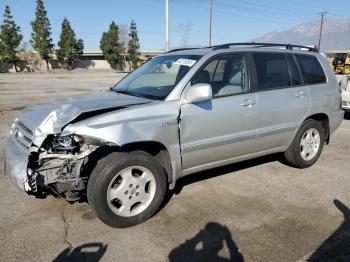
[179,53,258,173]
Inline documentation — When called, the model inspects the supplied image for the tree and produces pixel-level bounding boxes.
[0,6,23,72]
[0,39,4,60]
[30,0,54,70]
[127,20,140,69]
[56,18,84,70]
[100,21,125,71]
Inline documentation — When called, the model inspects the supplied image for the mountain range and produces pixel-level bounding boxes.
[252,19,350,51]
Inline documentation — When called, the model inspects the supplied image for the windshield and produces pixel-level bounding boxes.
[112,55,201,100]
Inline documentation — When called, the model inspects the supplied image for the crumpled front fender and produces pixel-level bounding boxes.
[62,101,183,185]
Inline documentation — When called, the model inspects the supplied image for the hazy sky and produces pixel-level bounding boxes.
[1,0,349,51]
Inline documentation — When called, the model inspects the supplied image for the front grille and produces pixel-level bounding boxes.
[11,120,33,150]
[17,121,33,136]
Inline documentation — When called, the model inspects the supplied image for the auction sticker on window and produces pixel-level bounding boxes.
[174,58,197,67]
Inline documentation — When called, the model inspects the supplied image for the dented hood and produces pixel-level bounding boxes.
[19,91,151,133]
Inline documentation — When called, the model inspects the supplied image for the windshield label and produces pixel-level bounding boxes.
[174,58,197,67]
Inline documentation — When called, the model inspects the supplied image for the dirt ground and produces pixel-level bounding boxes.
[0,72,349,262]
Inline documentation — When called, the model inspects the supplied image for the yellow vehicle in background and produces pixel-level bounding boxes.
[329,50,350,75]
[327,52,334,68]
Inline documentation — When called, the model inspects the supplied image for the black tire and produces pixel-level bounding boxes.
[283,119,325,168]
[87,151,167,228]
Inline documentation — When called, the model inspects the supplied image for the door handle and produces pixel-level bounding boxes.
[240,99,256,107]
[295,91,305,98]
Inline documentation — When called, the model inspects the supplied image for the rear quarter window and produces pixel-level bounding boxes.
[295,55,326,85]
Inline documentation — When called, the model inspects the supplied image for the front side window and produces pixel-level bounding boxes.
[295,55,326,85]
[112,55,201,100]
[253,53,291,90]
[192,54,249,97]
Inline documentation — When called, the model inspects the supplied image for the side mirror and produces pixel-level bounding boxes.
[185,83,212,104]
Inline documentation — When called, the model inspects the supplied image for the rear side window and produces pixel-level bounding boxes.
[295,55,326,85]
[252,53,291,90]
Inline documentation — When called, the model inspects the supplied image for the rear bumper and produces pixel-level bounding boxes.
[330,110,344,135]
[4,135,29,192]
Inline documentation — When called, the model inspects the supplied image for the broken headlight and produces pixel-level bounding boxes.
[52,134,83,151]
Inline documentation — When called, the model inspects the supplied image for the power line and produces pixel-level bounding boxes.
[215,0,317,21]
[174,0,318,23]
[238,0,320,15]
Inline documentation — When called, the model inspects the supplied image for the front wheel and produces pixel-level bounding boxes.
[283,119,325,168]
[87,151,167,228]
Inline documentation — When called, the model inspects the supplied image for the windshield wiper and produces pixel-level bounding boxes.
[113,89,161,100]
[133,92,163,100]
[113,90,134,96]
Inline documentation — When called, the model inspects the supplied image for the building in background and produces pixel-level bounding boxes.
[0,51,163,73]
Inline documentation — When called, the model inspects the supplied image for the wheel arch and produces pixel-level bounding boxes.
[304,113,330,144]
[82,141,173,188]
[120,141,173,185]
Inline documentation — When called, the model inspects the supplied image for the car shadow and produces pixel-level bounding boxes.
[173,153,281,195]
[308,199,350,261]
[169,222,244,262]
[160,153,281,210]
[53,242,107,262]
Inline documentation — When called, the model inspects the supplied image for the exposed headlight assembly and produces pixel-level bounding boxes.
[52,134,84,151]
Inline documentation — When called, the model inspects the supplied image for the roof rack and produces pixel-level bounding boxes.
[166,47,202,53]
[212,42,319,52]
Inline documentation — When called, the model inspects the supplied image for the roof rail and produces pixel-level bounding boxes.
[166,47,202,53]
[212,42,319,52]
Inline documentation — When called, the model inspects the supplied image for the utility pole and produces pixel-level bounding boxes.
[165,0,170,51]
[209,0,212,46]
[318,11,328,50]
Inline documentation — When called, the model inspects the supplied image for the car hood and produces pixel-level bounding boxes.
[19,90,151,135]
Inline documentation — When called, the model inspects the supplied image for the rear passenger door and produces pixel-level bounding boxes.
[252,52,310,151]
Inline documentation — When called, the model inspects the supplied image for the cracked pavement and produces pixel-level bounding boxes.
[1,72,350,261]
[60,206,73,249]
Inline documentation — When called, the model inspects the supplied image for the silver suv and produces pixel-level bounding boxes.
[5,43,344,227]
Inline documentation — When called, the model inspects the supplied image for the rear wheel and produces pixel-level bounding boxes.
[283,119,325,168]
[87,151,167,228]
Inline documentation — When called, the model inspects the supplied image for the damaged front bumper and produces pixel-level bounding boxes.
[5,132,97,197]
[4,136,29,192]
